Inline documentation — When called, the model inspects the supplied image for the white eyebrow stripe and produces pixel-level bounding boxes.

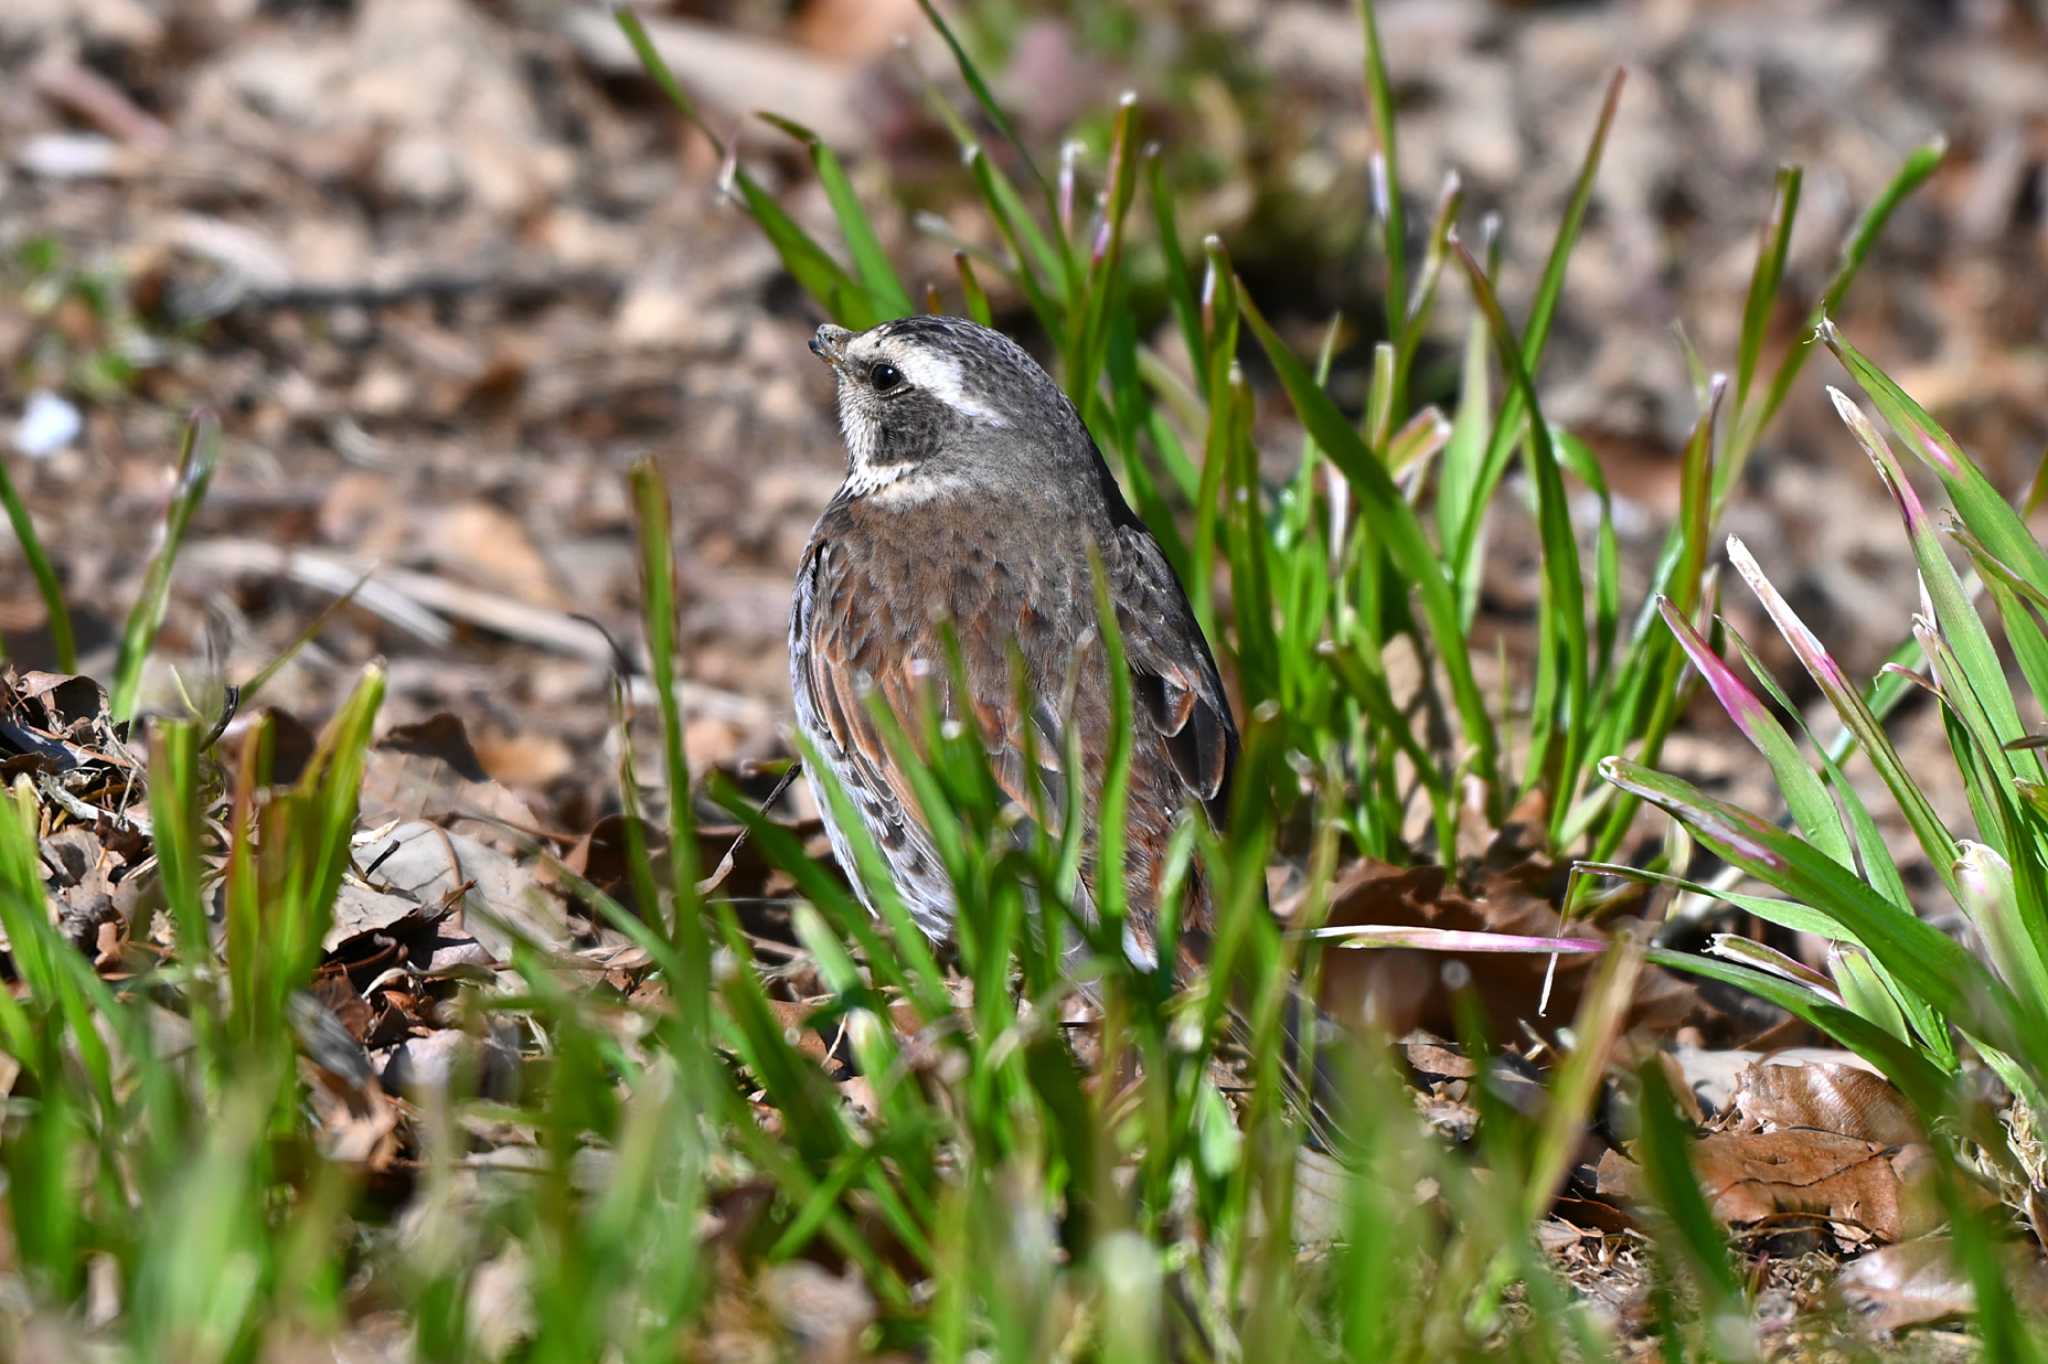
[878,341,1011,427]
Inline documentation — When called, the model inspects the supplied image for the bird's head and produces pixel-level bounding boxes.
[810,315,1085,500]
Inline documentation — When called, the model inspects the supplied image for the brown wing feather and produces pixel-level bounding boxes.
[1109,524,1238,828]
[792,534,956,933]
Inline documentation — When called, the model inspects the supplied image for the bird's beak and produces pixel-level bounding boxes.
[809,324,851,370]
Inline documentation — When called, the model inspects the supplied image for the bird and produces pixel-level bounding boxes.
[789,314,1238,975]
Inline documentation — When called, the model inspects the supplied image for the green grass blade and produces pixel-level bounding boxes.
[1825,321,2048,591]
[1633,1059,1750,1328]
[953,250,992,326]
[1734,136,1945,465]
[614,12,880,327]
[1829,943,1910,1042]
[1730,165,1802,436]
[1954,842,2048,1024]
[1836,385,2029,768]
[1658,597,1851,867]
[1148,145,1209,401]
[111,410,218,724]
[1358,0,1408,411]
[1552,427,1620,692]
[1237,283,1501,807]
[963,146,1062,341]
[1449,69,1625,598]
[612,8,725,154]
[628,461,712,1077]
[913,0,1052,207]
[1727,535,1961,894]
[759,113,914,318]
[1604,756,2025,1050]
[1397,171,1463,403]
[0,457,74,671]
[1456,243,1587,831]
[1523,934,1641,1224]
[1439,304,1491,620]
[148,719,218,1061]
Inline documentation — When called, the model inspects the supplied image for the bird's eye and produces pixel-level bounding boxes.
[869,362,905,393]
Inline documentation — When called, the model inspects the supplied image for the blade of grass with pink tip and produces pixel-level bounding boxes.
[1824,322,2048,589]
[1714,612,1954,1062]
[1598,755,2023,1052]
[1835,386,2034,778]
[1306,925,1605,954]
[1719,622,1912,909]
[1725,535,1961,893]
[1657,595,1852,867]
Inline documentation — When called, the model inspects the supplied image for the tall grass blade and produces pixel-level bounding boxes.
[1448,70,1625,599]
[1730,166,1802,437]
[1634,1059,1752,1352]
[1726,536,1961,893]
[1658,597,1851,867]
[628,460,710,1067]
[1825,321,2048,590]
[1357,0,1408,409]
[1602,757,2027,1052]
[111,410,218,724]
[1456,243,1587,831]
[759,113,915,318]
[0,458,74,671]
[1238,285,1501,808]
[1734,136,1944,464]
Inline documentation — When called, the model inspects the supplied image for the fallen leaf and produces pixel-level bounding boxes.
[324,879,432,954]
[1300,857,1695,1039]
[1837,1235,2048,1333]
[381,712,490,781]
[361,712,543,837]
[370,819,570,958]
[1598,1128,1936,1243]
[1732,1057,1920,1146]
[470,730,571,786]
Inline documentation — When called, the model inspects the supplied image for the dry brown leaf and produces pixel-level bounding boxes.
[1837,1235,2048,1334]
[470,730,572,786]
[360,712,544,837]
[371,819,569,958]
[324,880,431,955]
[1598,1128,1936,1243]
[426,501,565,609]
[1732,1058,1920,1146]
[1301,857,1695,1039]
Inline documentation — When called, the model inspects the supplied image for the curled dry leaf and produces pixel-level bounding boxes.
[1732,1057,1921,1146]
